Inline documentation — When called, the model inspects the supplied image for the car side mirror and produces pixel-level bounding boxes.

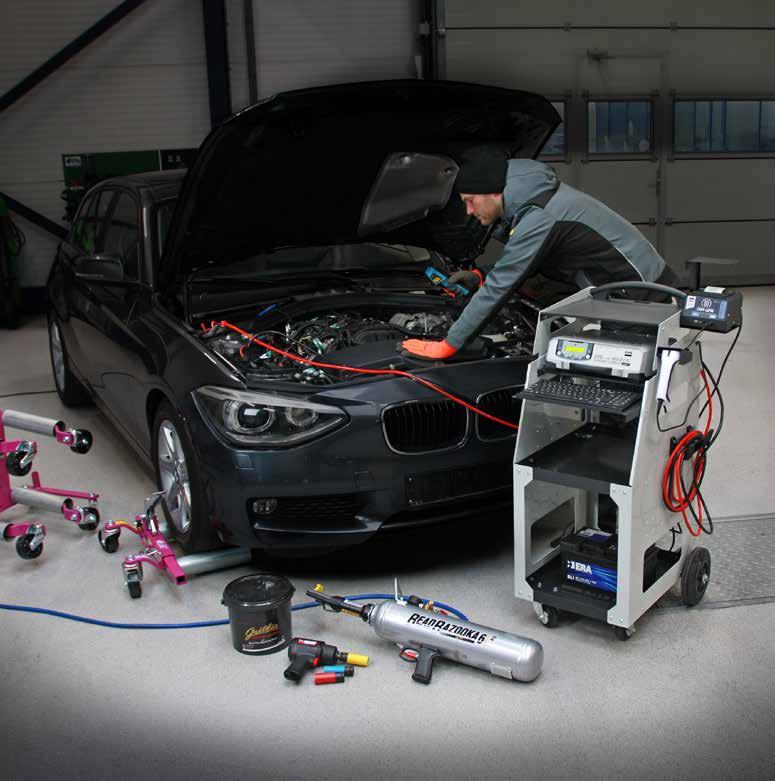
[73,253,125,282]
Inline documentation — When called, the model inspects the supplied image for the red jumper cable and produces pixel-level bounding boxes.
[661,370,713,537]
[0,408,98,559]
[209,320,519,431]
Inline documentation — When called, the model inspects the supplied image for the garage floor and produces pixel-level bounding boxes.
[2,289,774,780]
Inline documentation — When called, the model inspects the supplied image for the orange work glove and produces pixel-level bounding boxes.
[401,339,457,359]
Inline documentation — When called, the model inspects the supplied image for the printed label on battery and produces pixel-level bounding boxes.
[565,559,617,592]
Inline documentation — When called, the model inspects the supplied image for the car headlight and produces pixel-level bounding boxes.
[193,386,347,447]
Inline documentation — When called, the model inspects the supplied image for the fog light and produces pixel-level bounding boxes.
[253,498,278,515]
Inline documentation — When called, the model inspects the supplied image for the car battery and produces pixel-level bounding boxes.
[560,528,659,594]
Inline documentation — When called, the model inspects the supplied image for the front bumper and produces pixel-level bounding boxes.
[184,359,526,550]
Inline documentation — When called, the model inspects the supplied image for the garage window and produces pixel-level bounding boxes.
[674,99,775,154]
[587,100,652,154]
[539,101,567,158]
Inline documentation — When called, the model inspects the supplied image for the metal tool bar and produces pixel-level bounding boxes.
[1,410,63,438]
[178,547,252,577]
[10,486,69,514]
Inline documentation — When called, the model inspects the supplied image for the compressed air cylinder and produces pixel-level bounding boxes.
[368,601,543,682]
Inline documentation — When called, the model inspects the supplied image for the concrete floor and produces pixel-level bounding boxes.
[1,291,774,780]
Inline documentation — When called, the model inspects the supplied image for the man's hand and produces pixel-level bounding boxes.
[447,269,484,292]
[401,339,457,359]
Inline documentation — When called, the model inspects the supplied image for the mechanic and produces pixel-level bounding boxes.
[402,145,679,359]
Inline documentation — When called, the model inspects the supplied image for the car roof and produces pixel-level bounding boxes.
[95,169,186,200]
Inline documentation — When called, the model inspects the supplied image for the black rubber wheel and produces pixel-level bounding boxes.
[16,535,43,559]
[78,507,100,531]
[151,401,218,555]
[5,451,32,477]
[98,529,120,553]
[540,605,559,628]
[681,546,711,607]
[70,430,93,455]
[127,579,142,599]
[614,626,633,642]
[48,316,92,407]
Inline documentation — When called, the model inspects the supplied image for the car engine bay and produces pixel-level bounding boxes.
[200,297,537,385]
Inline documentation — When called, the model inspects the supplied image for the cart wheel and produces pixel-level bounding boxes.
[78,507,100,531]
[98,529,120,553]
[70,430,93,455]
[127,576,142,599]
[16,534,43,560]
[538,605,559,628]
[681,547,711,607]
[614,626,634,642]
[6,451,32,477]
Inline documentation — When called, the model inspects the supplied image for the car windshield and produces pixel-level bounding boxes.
[192,242,433,281]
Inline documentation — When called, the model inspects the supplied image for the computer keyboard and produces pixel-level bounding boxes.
[519,379,642,410]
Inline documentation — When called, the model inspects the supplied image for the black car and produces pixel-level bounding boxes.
[46,80,560,554]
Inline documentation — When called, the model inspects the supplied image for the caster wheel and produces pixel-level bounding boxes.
[16,535,43,560]
[78,507,100,531]
[127,575,142,599]
[70,430,93,454]
[681,546,711,607]
[98,529,120,553]
[614,626,634,642]
[6,451,32,477]
[538,605,559,628]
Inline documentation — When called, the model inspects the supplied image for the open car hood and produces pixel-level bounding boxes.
[158,80,560,292]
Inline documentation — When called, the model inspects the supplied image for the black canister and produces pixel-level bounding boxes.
[222,574,295,655]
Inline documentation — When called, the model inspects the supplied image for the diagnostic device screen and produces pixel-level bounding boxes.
[557,340,591,359]
[684,295,728,321]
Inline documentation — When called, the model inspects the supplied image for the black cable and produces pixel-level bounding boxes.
[0,390,56,399]
[699,324,740,418]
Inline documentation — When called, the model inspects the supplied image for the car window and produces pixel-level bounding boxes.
[103,192,140,281]
[157,198,177,256]
[70,188,115,254]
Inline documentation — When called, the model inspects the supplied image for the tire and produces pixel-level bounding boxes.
[99,529,120,553]
[614,626,634,642]
[48,316,91,407]
[16,535,43,559]
[152,400,217,554]
[5,451,32,477]
[681,547,711,607]
[78,507,100,531]
[538,605,559,628]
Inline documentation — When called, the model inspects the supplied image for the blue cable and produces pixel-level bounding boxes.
[0,594,467,630]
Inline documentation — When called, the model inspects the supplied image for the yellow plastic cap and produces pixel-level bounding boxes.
[346,653,370,667]
[313,584,325,592]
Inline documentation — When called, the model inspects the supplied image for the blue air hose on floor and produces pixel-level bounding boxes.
[0,594,467,629]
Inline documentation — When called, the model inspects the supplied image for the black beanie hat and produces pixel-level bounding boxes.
[455,144,508,194]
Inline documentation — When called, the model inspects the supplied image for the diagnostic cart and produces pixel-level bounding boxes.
[513,282,737,639]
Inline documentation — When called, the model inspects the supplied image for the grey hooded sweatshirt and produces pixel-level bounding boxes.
[445,159,666,349]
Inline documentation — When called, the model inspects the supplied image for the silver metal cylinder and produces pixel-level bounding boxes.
[369,601,543,682]
[177,547,251,577]
[2,410,63,437]
[11,487,68,514]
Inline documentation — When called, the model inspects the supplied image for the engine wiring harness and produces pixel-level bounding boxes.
[203,319,521,431]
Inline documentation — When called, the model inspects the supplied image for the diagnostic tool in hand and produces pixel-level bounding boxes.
[424,266,471,297]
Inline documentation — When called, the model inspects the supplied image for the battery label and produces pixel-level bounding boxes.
[565,559,617,592]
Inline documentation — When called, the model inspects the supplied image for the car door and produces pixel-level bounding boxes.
[80,189,157,444]
[58,187,116,386]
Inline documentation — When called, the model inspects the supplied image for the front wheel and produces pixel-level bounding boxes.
[48,316,91,407]
[152,401,217,555]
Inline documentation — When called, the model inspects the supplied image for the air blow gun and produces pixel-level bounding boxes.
[306,581,544,685]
